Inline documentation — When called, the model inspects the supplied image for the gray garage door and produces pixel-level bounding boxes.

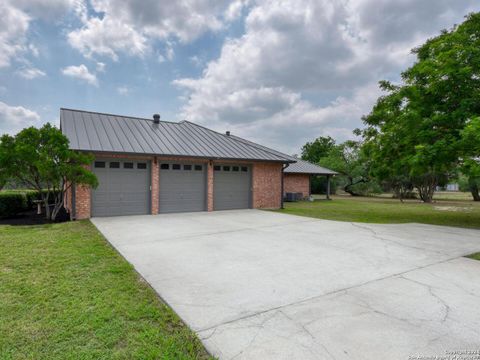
[159,162,207,213]
[214,164,251,210]
[92,159,151,217]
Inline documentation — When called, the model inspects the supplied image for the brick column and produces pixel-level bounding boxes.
[207,160,214,211]
[75,164,92,219]
[151,157,159,214]
[75,184,91,219]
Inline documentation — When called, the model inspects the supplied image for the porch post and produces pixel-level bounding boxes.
[326,175,331,200]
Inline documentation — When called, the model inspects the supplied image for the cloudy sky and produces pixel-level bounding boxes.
[0,0,478,154]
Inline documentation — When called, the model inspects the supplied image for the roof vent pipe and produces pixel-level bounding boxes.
[226,131,230,136]
[153,114,160,124]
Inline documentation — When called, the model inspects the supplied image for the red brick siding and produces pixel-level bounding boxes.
[284,173,310,198]
[75,184,91,219]
[252,162,283,209]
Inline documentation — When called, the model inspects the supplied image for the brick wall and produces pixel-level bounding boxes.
[284,173,310,198]
[252,162,283,209]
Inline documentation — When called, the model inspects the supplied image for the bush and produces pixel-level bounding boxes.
[0,192,28,218]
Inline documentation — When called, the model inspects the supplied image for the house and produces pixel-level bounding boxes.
[61,108,296,218]
[284,159,337,199]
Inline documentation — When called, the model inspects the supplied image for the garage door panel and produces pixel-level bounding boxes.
[159,163,206,213]
[92,159,150,217]
[214,165,251,210]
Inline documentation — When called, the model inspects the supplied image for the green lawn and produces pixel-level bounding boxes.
[277,195,480,229]
[468,252,480,261]
[0,221,211,360]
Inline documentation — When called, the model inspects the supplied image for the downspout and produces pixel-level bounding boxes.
[72,182,76,220]
[281,163,289,209]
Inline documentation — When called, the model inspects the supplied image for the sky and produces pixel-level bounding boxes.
[0,0,478,155]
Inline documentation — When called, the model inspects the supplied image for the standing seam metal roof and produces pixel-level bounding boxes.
[60,108,294,162]
[284,158,338,175]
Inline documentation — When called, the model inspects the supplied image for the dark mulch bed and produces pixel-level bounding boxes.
[0,207,70,226]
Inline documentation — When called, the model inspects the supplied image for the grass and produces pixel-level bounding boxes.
[277,194,480,229]
[0,221,212,360]
[467,252,480,261]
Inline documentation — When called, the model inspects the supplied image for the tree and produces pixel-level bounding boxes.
[318,140,374,196]
[301,136,336,163]
[362,13,480,202]
[0,124,98,220]
[460,117,480,200]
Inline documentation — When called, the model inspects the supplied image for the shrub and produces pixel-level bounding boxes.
[0,192,28,218]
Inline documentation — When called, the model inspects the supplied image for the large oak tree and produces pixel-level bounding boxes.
[362,13,480,202]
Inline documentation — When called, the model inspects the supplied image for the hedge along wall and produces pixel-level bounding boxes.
[0,190,62,218]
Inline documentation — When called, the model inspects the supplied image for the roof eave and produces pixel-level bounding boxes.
[72,149,293,163]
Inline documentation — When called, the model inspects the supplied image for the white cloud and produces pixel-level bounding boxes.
[189,55,204,67]
[0,101,41,135]
[0,0,76,68]
[174,0,478,153]
[14,0,76,19]
[224,0,250,22]
[16,67,46,79]
[116,86,129,95]
[67,0,235,60]
[61,64,98,86]
[68,17,148,60]
[0,1,30,68]
[96,62,106,72]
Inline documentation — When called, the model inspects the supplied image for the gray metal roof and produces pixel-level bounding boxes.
[284,159,337,175]
[229,134,337,175]
[60,108,294,162]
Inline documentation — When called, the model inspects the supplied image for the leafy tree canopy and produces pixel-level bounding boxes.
[362,12,480,202]
[0,124,98,220]
[301,136,336,163]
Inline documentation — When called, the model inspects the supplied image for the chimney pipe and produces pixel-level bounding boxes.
[153,114,160,124]
[226,131,230,136]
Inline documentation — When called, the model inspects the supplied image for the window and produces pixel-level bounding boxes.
[194,165,202,171]
[214,165,221,171]
[124,162,134,169]
[172,164,181,170]
[223,166,230,171]
[160,163,169,170]
[137,163,147,169]
[232,166,239,172]
[241,166,248,172]
[94,161,105,168]
[109,162,120,169]
[183,164,192,170]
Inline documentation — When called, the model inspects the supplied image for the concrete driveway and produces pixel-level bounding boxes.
[92,210,480,359]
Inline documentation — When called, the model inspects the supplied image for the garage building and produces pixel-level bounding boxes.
[61,108,296,218]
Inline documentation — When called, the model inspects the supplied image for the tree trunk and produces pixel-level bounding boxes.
[416,176,437,203]
[470,182,480,201]
[42,192,51,220]
[344,177,366,196]
[51,190,65,221]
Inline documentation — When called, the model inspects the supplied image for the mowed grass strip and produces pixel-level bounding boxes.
[467,252,480,261]
[276,195,480,229]
[0,221,212,360]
